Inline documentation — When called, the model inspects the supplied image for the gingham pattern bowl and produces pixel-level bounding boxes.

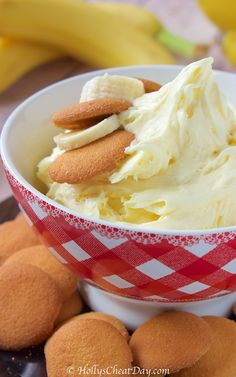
[1,65,236,303]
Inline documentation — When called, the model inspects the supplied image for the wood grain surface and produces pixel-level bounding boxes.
[0,197,19,224]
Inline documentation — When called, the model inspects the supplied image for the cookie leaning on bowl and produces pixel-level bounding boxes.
[0,213,40,266]
[4,244,77,301]
[0,263,62,350]
[130,311,214,373]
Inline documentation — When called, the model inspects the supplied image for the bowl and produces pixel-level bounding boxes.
[78,281,236,329]
[1,65,236,313]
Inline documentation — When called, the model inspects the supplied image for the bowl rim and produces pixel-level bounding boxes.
[2,64,236,236]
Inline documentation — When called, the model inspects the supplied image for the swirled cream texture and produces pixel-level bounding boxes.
[37,58,236,230]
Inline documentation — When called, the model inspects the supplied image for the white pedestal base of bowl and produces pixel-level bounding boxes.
[79,280,236,330]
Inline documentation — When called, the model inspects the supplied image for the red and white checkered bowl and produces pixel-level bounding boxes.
[1,65,236,305]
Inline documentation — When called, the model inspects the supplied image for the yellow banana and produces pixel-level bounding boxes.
[54,115,120,150]
[0,0,174,93]
[0,37,62,92]
[95,1,202,58]
[200,0,236,67]
[223,30,236,66]
[92,1,161,36]
[198,0,236,31]
[0,0,175,67]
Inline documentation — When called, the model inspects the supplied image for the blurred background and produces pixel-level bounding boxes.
[1,0,235,201]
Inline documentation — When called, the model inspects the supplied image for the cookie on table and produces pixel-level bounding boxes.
[173,316,236,377]
[0,263,62,350]
[55,291,83,326]
[49,129,134,184]
[75,312,129,341]
[0,212,40,265]
[45,317,133,377]
[129,311,213,373]
[5,244,77,301]
[52,98,132,130]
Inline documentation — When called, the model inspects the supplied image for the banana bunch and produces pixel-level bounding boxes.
[0,38,62,92]
[198,0,236,31]
[0,0,175,93]
[198,0,236,67]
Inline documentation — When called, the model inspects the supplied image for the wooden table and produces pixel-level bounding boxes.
[0,197,19,224]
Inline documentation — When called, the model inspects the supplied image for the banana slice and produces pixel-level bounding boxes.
[54,114,120,151]
[80,74,145,102]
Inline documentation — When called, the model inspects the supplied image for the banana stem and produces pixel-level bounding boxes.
[155,29,208,59]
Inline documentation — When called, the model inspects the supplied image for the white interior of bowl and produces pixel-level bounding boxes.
[2,64,236,235]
